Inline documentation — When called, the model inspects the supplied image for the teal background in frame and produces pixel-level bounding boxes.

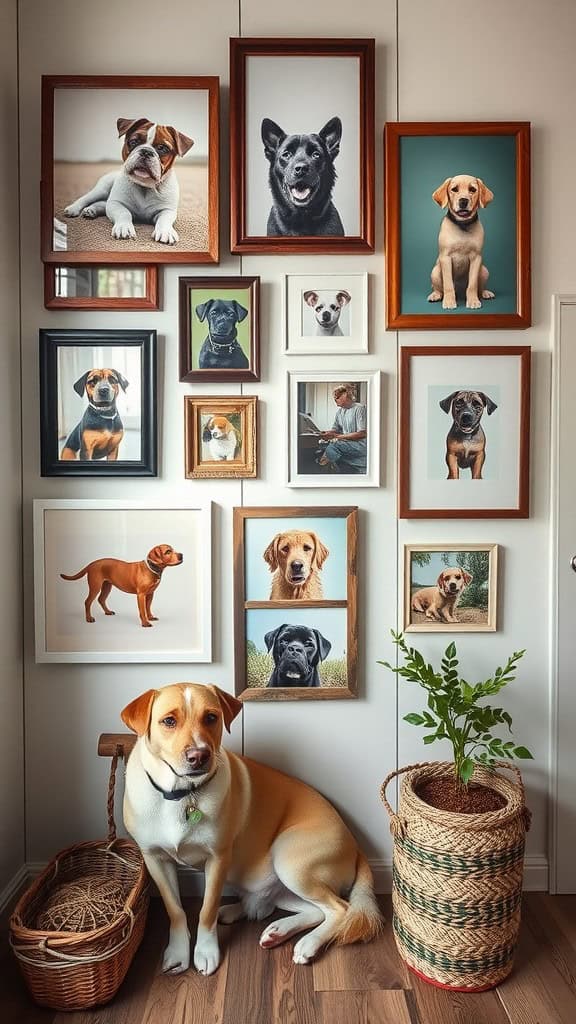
[400,134,517,315]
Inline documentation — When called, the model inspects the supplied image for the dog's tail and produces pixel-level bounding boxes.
[60,567,89,581]
[335,852,384,945]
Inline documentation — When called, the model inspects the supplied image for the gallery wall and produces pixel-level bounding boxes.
[7,0,575,890]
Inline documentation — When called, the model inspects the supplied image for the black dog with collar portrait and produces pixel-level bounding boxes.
[264,623,332,688]
[195,299,250,370]
[261,117,345,237]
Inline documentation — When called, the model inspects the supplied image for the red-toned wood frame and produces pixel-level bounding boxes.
[44,264,160,310]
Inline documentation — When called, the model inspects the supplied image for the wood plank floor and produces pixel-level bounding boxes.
[2,895,576,1024]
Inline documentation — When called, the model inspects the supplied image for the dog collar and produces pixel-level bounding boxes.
[88,401,117,418]
[145,771,204,824]
[207,330,239,355]
[447,210,479,229]
[146,558,163,576]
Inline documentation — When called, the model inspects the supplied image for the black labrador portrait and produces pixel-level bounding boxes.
[264,623,332,688]
[195,299,250,370]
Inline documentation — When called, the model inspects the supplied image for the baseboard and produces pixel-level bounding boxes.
[0,864,28,918]
[18,854,549,905]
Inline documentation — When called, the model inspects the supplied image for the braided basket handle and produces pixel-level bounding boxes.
[106,747,123,843]
[380,762,432,837]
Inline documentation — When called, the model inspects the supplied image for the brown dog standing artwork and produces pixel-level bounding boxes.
[60,543,183,627]
[439,389,498,479]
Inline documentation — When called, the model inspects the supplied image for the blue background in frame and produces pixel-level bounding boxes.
[400,134,517,315]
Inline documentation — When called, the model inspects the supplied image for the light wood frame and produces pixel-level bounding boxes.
[184,396,257,479]
[404,543,499,633]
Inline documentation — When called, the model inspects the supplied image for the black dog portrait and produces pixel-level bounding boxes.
[264,624,332,688]
[195,299,250,370]
[261,117,344,237]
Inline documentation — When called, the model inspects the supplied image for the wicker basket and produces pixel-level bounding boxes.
[9,752,149,1011]
[381,760,531,992]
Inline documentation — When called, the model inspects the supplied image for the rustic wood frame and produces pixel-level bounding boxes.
[184,395,257,479]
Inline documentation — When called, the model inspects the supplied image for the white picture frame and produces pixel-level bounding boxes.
[33,498,212,663]
[287,370,381,488]
[284,273,368,355]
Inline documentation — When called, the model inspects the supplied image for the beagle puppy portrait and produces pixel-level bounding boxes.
[202,415,241,461]
[428,174,494,310]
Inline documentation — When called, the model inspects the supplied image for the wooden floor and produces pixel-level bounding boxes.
[3,895,576,1024]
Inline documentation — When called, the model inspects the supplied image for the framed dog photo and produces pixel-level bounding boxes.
[33,499,212,663]
[41,75,219,265]
[288,371,381,488]
[39,327,157,477]
[404,543,498,633]
[233,506,358,700]
[179,276,260,383]
[44,264,160,310]
[229,38,375,254]
[399,346,531,519]
[284,273,368,355]
[384,122,531,329]
[184,395,257,479]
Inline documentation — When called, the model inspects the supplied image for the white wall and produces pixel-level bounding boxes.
[0,0,24,896]
[15,0,571,884]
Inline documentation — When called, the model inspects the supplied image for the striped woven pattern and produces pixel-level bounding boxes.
[381,761,529,990]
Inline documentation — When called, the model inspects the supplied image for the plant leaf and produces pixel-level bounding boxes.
[404,713,426,726]
[513,746,533,759]
[460,758,475,785]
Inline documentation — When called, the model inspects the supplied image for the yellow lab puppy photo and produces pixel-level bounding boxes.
[121,683,382,976]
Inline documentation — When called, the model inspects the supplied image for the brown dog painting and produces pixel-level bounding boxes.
[439,389,498,480]
[263,530,329,600]
[411,567,472,623]
[60,543,183,627]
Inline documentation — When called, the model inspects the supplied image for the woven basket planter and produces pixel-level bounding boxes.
[9,753,149,1011]
[381,760,531,992]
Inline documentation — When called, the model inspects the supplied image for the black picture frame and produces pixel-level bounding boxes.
[40,328,157,477]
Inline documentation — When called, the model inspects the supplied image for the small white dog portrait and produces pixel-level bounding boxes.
[303,289,351,336]
[202,415,241,461]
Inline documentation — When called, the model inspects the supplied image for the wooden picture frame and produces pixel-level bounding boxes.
[33,499,212,663]
[404,543,499,633]
[385,122,531,329]
[179,275,260,383]
[399,346,530,519]
[40,327,157,477]
[233,506,358,700]
[184,395,257,479]
[44,264,160,310]
[230,38,375,254]
[41,75,219,265]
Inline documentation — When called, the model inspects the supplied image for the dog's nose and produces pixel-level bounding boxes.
[290,561,304,573]
[184,747,211,771]
[458,198,469,209]
[293,163,307,177]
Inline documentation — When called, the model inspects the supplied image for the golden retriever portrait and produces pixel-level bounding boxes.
[263,530,329,600]
[411,566,472,623]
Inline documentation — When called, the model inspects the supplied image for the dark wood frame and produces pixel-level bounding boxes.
[184,395,258,479]
[44,264,160,310]
[384,121,531,330]
[179,275,260,383]
[41,75,219,265]
[399,345,531,519]
[233,506,358,701]
[229,38,375,254]
[40,327,157,477]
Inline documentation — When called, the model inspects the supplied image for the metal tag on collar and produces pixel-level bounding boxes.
[186,805,203,825]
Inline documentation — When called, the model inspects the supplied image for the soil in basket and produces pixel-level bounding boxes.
[416,777,507,814]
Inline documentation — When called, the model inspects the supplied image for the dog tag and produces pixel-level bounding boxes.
[186,807,203,825]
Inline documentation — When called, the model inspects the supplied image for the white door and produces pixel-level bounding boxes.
[551,295,576,892]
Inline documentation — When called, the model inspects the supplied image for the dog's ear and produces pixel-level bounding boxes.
[207,685,243,733]
[437,571,449,593]
[202,418,214,443]
[310,533,330,570]
[73,371,90,397]
[166,126,194,157]
[319,117,342,159]
[313,630,332,662]
[195,300,213,322]
[439,391,460,414]
[147,545,167,565]
[264,626,283,652]
[261,118,286,161]
[117,117,154,138]
[432,178,452,208]
[121,689,157,735]
[112,370,129,392]
[477,179,494,208]
[263,535,281,571]
[462,570,473,586]
[478,392,498,415]
[303,291,319,308]
[336,291,352,307]
[232,301,249,323]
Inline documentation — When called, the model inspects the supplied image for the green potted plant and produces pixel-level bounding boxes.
[379,631,532,992]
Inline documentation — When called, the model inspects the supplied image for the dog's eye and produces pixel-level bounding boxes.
[127,136,140,150]
[280,546,289,555]
[204,712,219,725]
[450,185,459,192]
[469,186,477,193]
[312,152,321,161]
[303,544,312,552]
[161,716,177,728]
[155,144,170,156]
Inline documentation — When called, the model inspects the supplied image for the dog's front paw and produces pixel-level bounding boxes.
[292,934,318,965]
[162,932,190,974]
[153,224,179,245]
[218,902,245,925]
[482,289,495,300]
[427,290,442,302]
[82,204,100,219]
[466,295,482,309]
[193,932,221,975]
[442,294,457,310]
[112,221,136,240]
[64,202,83,218]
